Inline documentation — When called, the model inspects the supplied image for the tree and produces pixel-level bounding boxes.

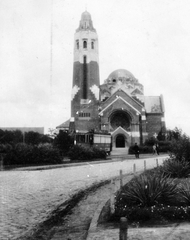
[53,130,73,155]
[166,128,182,141]
[25,131,52,145]
[0,129,23,144]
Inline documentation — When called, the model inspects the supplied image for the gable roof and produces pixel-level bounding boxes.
[111,126,130,136]
[99,95,141,115]
[56,119,70,129]
[144,96,162,113]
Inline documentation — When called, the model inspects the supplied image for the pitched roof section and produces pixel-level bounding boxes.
[56,119,70,129]
[111,126,130,136]
[144,96,162,113]
[99,95,141,115]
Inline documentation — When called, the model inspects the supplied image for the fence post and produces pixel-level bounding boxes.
[144,160,146,171]
[110,179,116,214]
[156,158,159,167]
[119,217,128,240]
[133,163,136,175]
[120,170,123,188]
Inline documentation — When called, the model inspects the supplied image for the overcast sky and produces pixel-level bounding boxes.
[1,0,190,135]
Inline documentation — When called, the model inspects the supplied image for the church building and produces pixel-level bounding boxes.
[57,11,166,153]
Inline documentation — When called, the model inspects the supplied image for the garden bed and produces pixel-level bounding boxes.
[110,164,190,226]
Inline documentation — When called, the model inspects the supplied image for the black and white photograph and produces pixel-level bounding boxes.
[1,0,190,239]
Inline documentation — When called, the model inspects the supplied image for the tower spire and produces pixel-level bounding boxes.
[71,11,100,132]
[76,11,96,32]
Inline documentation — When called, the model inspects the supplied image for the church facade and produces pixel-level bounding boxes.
[57,11,166,152]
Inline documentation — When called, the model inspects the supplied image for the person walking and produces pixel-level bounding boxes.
[153,144,157,155]
[133,143,140,158]
[156,144,159,155]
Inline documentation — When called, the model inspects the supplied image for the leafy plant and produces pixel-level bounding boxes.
[115,173,179,210]
[178,181,190,205]
[68,145,106,160]
[161,158,190,178]
[113,205,190,223]
[53,131,74,155]
[3,143,62,166]
[169,134,190,162]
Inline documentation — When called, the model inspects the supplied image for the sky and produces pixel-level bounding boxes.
[1,0,190,135]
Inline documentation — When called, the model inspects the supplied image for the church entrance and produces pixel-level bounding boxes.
[116,135,125,148]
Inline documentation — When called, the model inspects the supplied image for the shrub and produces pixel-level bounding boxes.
[35,144,62,164]
[115,173,179,214]
[0,144,13,153]
[144,137,157,146]
[3,143,62,166]
[68,145,106,160]
[129,145,152,154]
[53,131,74,155]
[91,147,107,159]
[178,181,190,206]
[169,134,190,162]
[113,205,190,223]
[128,141,170,154]
[161,158,190,178]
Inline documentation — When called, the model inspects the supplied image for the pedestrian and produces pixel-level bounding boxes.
[153,144,157,155]
[133,143,140,158]
[156,144,159,155]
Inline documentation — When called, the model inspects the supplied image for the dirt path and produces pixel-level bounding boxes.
[21,173,134,240]
[50,174,134,240]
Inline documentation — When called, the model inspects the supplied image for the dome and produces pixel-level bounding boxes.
[81,11,92,20]
[108,69,135,80]
[77,11,96,32]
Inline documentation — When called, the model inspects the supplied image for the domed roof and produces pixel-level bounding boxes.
[81,11,92,20]
[76,11,96,32]
[108,69,135,80]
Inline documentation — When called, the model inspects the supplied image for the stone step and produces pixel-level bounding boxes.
[111,148,128,156]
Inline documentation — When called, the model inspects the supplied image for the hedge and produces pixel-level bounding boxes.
[68,145,107,160]
[3,143,62,165]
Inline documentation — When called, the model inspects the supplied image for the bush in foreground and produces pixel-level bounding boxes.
[115,173,179,209]
[112,205,190,223]
[112,169,190,224]
[169,134,190,162]
[161,158,190,178]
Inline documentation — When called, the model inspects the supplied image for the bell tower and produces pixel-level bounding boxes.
[71,11,100,132]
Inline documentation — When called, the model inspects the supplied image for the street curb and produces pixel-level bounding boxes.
[12,154,168,171]
[86,174,137,240]
[87,199,111,236]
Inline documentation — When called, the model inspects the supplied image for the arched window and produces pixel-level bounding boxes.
[91,41,94,49]
[83,41,87,49]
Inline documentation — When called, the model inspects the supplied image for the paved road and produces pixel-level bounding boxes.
[0,156,166,239]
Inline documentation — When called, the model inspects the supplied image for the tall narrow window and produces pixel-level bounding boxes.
[76,40,79,49]
[83,56,87,99]
[91,41,94,49]
[83,40,87,49]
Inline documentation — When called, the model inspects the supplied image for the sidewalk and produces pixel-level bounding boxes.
[48,165,190,240]
[87,223,190,240]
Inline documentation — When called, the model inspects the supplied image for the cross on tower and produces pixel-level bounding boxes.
[153,133,158,138]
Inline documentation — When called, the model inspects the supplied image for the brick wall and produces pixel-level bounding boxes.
[146,114,162,138]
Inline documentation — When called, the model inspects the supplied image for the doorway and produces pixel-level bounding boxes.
[116,135,125,148]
